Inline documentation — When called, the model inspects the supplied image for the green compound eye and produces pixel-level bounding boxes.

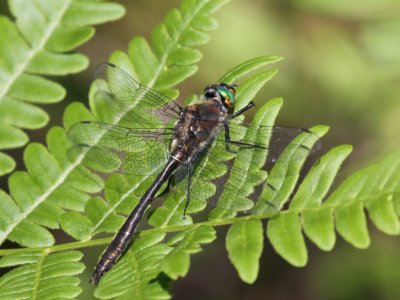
[217,86,235,113]
[217,86,235,105]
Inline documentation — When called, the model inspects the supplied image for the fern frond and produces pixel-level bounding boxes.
[60,0,232,242]
[94,233,171,299]
[161,225,216,279]
[0,0,228,248]
[265,146,400,268]
[0,0,125,175]
[264,145,353,266]
[94,227,216,299]
[0,250,84,300]
[0,117,104,247]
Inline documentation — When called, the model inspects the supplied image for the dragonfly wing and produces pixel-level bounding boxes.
[67,121,172,175]
[161,125,321,219]
[221,120,321,163]
[207,125,321,216]
[94,63,182,126]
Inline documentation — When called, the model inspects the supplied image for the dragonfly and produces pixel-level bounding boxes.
[67,63,320,285]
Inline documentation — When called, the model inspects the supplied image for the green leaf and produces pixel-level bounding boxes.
[0,124,28,148]
[219,55,283,83]
[9,74,65,104]
[0,98,48,129]
[267,212,308,267]
[323,150,400,247]
[47,26,95,52]
[226,219,263,283]
[168,47,203,65]
[234,68,279,111]
[0,153,15,176]
[0,250,41,267]
[0,123,103,247]
[60,211,95,241]
[293,145,353,250]
[254,125,329,214]
[302,207,335,251]
[208,96,283,221]
[94,233,171,299]
[162,226,216,279]
[290,145,353,209]
[0,0,125,174]
[367,194,400,235]
[335,203,370,248]
[28,51,88,75]
[0,250,84,300]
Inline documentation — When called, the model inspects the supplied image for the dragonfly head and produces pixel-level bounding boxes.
[204,83,237,114]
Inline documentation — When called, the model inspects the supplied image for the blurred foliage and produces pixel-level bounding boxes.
[311,233,400,300]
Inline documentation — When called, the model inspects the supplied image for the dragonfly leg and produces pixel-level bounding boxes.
[224,101,266,150]
[230,101,255,119]
[158,175,173,197]
[224,122,232,152]
[224,120,265,151]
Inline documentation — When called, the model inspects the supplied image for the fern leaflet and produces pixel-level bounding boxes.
[0,250,84,299]
[0,0,125,175]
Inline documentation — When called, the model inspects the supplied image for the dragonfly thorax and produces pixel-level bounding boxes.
[170,102,227,163]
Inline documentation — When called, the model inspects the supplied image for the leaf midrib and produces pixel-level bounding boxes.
[31,252,46,300]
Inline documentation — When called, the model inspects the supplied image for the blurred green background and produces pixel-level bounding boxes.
[2,0,400,299]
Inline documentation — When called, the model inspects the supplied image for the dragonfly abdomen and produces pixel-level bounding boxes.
[90,157,180,285]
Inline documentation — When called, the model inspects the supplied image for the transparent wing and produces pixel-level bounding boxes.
[168,124,321,219]
[71,62,321,218]
[94,63,182,125]
[67,121,172,175]
[221,119,320,162]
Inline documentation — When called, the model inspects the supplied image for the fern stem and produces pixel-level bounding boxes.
[1,187,396,257]
[0,211,278,257]
[31,253,46,299]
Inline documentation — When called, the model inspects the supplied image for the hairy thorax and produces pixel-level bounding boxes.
[170,101,228,163]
